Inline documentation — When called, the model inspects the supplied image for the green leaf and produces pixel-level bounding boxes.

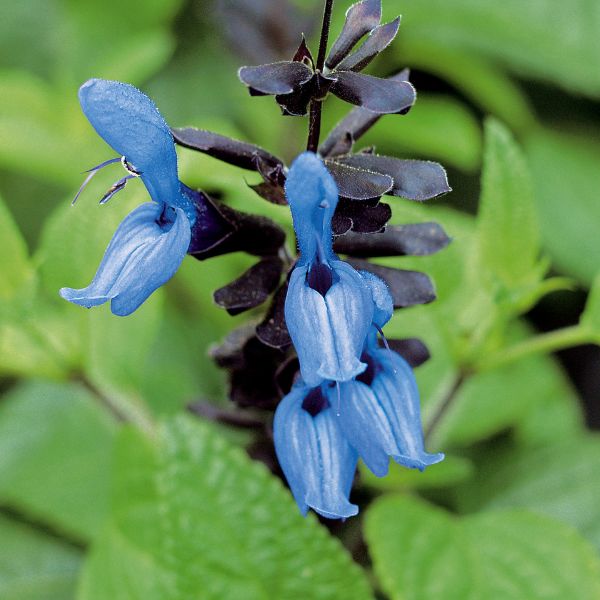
[0,192,32,299]
[79,416,373,600]
[365,495,600,600]
[477,118,541,294]
[0,515,82,600]
[86,296,163,425]
[455,435,600,552]
[396,0,600,98]
[525,128,600,284]
[366,496,478,600]
[0,380,118,542]
[430,323,581,447]
[383,202,582,448]
[394,38,536,133]
[37,186,142,297]
[361,94,482,172]
[360,454,474,491]
[581,274,600,341]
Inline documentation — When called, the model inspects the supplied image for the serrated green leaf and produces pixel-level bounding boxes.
[0,515,82,600]
[525,128,600,284]
[365,496,482,600]
[463,510,600,599]
[477,118,541,293]
[581,275,600,340]
[79,416,373,600]
[0,192,32,299]
[393,0,600,98]
[455,435,600,552]
[0,380,118,542]
[365,495,600,600]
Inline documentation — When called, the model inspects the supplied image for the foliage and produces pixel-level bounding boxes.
[0,0,599,598]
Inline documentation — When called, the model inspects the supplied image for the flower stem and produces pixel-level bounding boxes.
[475,325,591,372]
[316,0,334,71]
[307,0,334,152]
[79,375,155,434]
[424,371,467,442]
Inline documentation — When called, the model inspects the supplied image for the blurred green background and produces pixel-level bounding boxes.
[1,0,600,598]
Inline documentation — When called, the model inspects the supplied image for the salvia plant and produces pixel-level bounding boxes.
[58,0,451,519]
[6,0,600,597]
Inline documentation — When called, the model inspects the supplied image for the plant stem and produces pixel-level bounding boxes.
[475,325,590,372]
[307,0,334,152]
[316,0,334,71]
[79,376,155,434]
[424,371,467,442]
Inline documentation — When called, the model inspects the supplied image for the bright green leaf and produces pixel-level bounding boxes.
[86,295,163,426]
[0,380,118,542]
[361,94,482,172]
[525,128,600,284]
[394,38,536,133]
[477,118,541,293]
[365,495,481,600]
[456,435,600,552]
[431,324,581,447]
[79,416,373,600]
[0,515,82,600]
[360,454,474,492]
[0,192,32,299]
[394,0,600,98]
[365,495,600,600]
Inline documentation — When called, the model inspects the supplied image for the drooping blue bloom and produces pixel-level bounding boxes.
[284,152,374,386]
[327,272,444,476]
[60,202,190,316]
[60,79,204,316]
[273,382,358,519]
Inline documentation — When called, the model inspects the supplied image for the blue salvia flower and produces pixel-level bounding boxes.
[328,272,444,476]
[284,152,374,386]
[60,78,200,316]
[273,381,358,519]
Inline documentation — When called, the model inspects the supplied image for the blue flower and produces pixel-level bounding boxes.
[60,79,201,316]
[328,272,444,476]
[274,382,358,519]
[284,152,374,386]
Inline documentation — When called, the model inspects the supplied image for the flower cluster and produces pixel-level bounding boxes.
[60,0,450,520]
[274,153,443,518]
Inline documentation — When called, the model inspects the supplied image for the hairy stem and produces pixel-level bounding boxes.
[307,0,334,152]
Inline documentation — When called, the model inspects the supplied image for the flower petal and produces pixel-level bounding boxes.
[285,261,373,386]
[370,348,444,470]
[78,79,179,207]
[359,270,393,329]
[60,202,191,316]
[274,385,358,519]
[285,152,338,264]
[330,380,394,477]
